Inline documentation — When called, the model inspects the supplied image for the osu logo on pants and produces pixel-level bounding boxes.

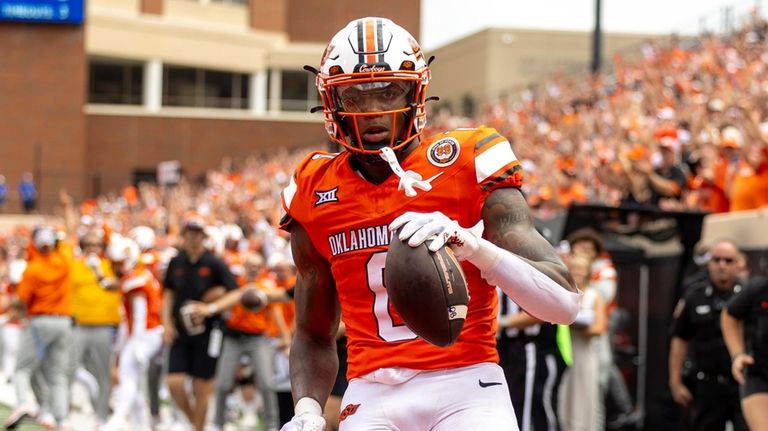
[339,403,360,422]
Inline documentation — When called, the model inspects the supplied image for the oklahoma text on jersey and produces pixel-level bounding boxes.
[328,224,390,256]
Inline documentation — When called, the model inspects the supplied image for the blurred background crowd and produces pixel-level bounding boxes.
[0,8,766,431]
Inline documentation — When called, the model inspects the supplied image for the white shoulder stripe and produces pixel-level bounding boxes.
[282,176,298,210]
[122,273,149,293]
[475,140,517,184]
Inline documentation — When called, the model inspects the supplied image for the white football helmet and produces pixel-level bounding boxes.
[316,17,431,154]
[128,226,156,252]
[220,223,244,242]
[106,235,140,273]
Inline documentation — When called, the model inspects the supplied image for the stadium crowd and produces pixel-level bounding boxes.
[0,13,766,431]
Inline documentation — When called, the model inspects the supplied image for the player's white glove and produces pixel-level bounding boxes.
[390,211,481,261]
[280,398,326,431]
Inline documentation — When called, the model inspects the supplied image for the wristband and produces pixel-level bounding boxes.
[732,352,747,362]
[295,397,323,416]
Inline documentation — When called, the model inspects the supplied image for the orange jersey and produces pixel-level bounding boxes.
[121,269,162,333]
[282,126,523,379]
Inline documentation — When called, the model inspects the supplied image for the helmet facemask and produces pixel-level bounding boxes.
[320,72,427,155]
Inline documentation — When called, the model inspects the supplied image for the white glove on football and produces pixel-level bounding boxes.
[389,211,480,260]
[280,398,326,431]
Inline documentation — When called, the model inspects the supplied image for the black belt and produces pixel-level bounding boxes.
[695,371,734,384]
[225,328,265,338]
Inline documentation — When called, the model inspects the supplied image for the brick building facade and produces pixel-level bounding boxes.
[0,0,418,211]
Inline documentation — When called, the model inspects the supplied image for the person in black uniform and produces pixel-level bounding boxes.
[498,289,566,431]
[161,215,238,431]
[668,239,747,431]
[722,275,768,430]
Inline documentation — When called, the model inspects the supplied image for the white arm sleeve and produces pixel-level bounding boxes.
[467,238,581,325]
[131,295,148,338]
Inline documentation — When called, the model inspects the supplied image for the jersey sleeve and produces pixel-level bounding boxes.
[471,127,524,193]
[280,151,339,231]
[727,277,767,319]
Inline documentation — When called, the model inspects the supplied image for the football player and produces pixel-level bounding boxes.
[279,17,580,431]
[101,235,164,431]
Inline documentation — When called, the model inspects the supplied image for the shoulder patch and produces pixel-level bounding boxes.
[427,137,460,167]
[315,186,340,206]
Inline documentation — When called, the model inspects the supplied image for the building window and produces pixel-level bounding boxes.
[280,70,318,112]
[88,59,143,105]
[163,65,249,109]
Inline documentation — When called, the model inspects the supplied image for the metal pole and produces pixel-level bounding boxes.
[636,264,649,429]
[591,0,603,74]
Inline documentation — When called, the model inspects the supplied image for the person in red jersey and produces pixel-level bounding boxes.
[101,235,164,431]
[278,17,580,431]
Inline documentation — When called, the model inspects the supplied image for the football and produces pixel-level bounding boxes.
[240,287,268,312]
[385,229,469,347]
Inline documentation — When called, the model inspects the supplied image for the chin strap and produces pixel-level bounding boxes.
[379,147,438,197]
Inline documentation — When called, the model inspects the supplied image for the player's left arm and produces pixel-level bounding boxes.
[482,187,576,294]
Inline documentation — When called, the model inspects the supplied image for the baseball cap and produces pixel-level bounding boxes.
[720,126,743,149]
[33,227,57,249]
[659,136,680,153]
[182,214,207,232]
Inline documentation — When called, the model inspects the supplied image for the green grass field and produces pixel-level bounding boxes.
[0,404,47,431]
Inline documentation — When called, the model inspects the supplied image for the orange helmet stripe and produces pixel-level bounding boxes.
[365,18,376,63]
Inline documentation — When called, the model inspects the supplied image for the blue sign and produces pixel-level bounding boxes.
[0,0,84,24]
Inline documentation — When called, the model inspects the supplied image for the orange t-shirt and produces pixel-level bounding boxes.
[226,276,277,335]
[281,126,523,379]
[729,162,768,212]
[17,247,72,316]
[121,269,162,333]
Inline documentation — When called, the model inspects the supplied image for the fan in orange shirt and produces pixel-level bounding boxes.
[729,144,768,212]
[6,226,74,429]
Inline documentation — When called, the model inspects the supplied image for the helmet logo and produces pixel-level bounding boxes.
[427,138,460,167]
[329,65,343,76]
[355,63,389,73]
[407,37,425,63]
[320,44,336,68]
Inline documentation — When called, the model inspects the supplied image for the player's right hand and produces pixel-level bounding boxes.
[670,381,692,407]
[731,353,754,385]
[162,323,177,345]
[279,412,326,431]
